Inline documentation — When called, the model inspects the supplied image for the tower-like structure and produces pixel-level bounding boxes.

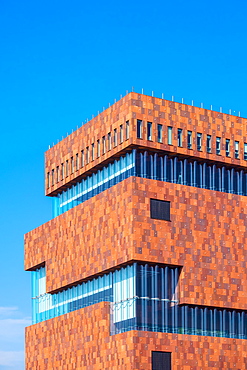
[25,93,247,369]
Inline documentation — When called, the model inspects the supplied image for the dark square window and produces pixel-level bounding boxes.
[150,199,170,221]
[152,351,171,370]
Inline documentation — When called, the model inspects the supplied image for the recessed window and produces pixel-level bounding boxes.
[47,172,50,188]
[71,156,74,173]
[51,169,55,185]
[244,143,247,160]
[216,137,221,155]
[75,153,79,171]
[177,128,182,147]
[167,126,172,145]
[120,124,123,143]
[108,132,111,151]
[81,150,84,167]
[235,141,239,159]
[187,131,192,149]
[157,124,162,143]
[197,133,202,151]
[152,351,171,370]
[126,121,129,140]
[207,135,211,153]
[97,140,100,158]
[102,136,106,154]
[86,147,90,164]
[56,166,59,182]
[114,129,117,147]
[137,120,142,139]
[147,121,152,141]
[91,143,95,161]
[226,139,230,157]
[66,160,69,177]
[61,163,64,179]
[150,199,170,221]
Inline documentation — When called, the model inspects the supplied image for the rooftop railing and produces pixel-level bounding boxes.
[48,88,246,149]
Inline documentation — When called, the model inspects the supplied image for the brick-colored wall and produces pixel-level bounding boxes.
[25,301,247,369]
[25,177,247,310]
[27,93,247,369]
[45,93,247,196]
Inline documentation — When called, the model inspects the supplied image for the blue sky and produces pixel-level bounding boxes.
[0,0,247,368]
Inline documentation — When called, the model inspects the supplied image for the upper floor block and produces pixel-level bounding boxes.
[45,92,247,196]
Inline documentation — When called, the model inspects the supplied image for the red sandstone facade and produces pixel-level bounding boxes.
[25,93,247,369]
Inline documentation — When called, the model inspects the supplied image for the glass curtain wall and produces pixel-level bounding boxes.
[32,264,247,339]
[52,149,247,217]
[52,151,135,217]
[135,151,247,196]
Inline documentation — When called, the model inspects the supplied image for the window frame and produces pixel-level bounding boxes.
[177,128,182,147]
[216,137,221,155]
[197,133,202,151]
[206,135,211,153]
[147,121,152,141]
[150,198,171,221]
[225,139,230,157]
[167,126,172,145]
[187,131,192,149]
[120,125,123,143]
[56,166,60,182]
[126,121,129,140]
[108,132,111,151]
[114,128,117,147]
[235,141,239,159]
[97,140,100,158]
[91,143,95,161]
[244,143,247,160]
[157,124,162,143]
[102,136,106,154]
[137,120,143,139]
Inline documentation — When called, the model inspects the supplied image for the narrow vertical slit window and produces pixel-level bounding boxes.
[108,132,111,151]
[157,124,162,143]
[66,160,69,177]
[47,172,50,188]
[71,157,74,173]
[86,147,90,164]
[75,153,79,171]
[197,133,202,151]
[137,120,142,139]
[177,128,182,147]
[114,129,117,147]
[97,140,100,158]
[61,163,64,179]
[216,137,221,155]
[102,136,106,154]
[167,126,172,145]
[244,143,247,160]
[56,166,59,183]
[187,130,192,149]
[51,169,54,186]
[91,143,95,161]
[147,122,152,141]
[126,121,129,140]
[235,141,239,159]
[226,139,230,157]
[120,124,123,143]
[207,135,211,153]
[81,150,84,167]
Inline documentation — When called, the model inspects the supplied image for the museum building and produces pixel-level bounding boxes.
[25,92,247,369]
